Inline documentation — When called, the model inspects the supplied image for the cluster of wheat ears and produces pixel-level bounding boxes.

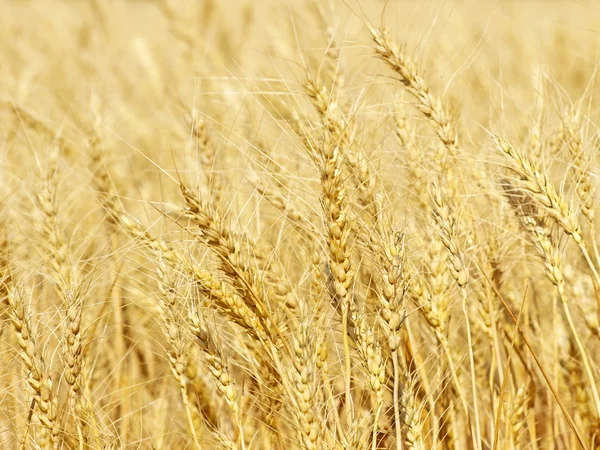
[2,0,600,449]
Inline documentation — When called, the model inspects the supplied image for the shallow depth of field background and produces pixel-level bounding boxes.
[1,1,600,449]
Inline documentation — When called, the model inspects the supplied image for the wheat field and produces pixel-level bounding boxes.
[1,0,600,449]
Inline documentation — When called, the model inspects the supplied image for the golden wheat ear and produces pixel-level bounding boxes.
[8,285,60,449]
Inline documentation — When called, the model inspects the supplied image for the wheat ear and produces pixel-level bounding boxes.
[503,179,600,418]
[189,303,245,448]
[370,26,458,157]
[430,182,481,447]
[105,203,270,343]
[7,286,60,449]
[34,148,93,445]
[304,76,358,418]
[181,184,289,350]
